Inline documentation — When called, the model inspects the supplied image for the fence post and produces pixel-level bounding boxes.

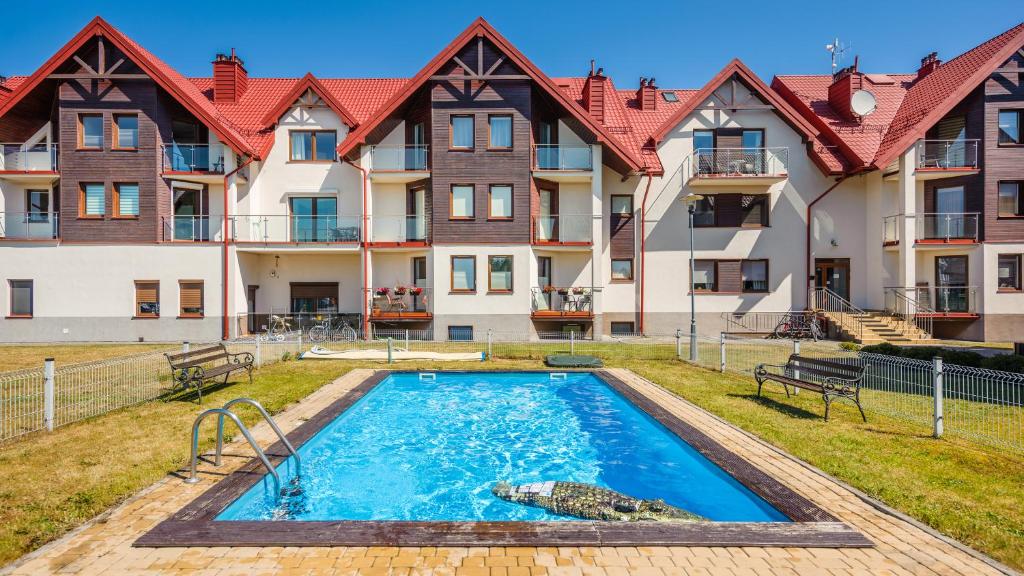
[719,332,726,372]
[43,358,54,432]
[255,337,262,368]
[387,337,393,364]
[405,329,409,352]
[792,340,801,395]
[933,356,944,438]
[487,329,493,360]
[298,331,303,357]
[675,330,682,359]
[570,331,575,356]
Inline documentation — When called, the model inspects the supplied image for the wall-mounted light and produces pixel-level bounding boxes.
[830,238,839,247]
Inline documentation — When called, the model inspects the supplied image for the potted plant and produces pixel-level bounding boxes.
[394,285,408,296]
[572,286,586,295]
[542,285,555,294]
[557,287,569,296]
[409,286,423,296]
[376,287,390,297]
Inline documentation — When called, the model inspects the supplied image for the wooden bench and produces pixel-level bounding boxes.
[165,344,254,403]
[754,354,867,422]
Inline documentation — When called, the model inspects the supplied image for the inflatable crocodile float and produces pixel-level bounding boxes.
[492,481,703,522]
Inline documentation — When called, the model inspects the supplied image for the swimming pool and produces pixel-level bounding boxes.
[218,371,787,522]
[138,370,870,548]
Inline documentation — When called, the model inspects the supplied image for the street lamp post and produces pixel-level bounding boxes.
[682,194,705,361]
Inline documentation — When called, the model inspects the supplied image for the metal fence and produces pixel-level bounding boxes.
[0,332,1021,452]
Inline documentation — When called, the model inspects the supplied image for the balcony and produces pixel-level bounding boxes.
[0,143,59,183]
[0,212,59,240]
[369,145,429,183]
[370,286,432,322]
[368,214,429,247]
[161,143,226,184]
[530,286,594,320]
[532,214,592,246]
[160,215,225,242]
[532,145,593,182]
[884,139,981,181]
[687,147,788,189]
[881,213,979,247]
[232,215,361,249]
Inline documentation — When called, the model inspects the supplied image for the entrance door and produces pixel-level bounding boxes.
[412,257,427,312]
[173,187,206,241]
[815,258,851,302]
[935,255,968,312]
[537,256,553,310]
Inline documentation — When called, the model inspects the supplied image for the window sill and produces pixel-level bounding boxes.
[133,315,160,320]
[449,217,475,221]
[687,291,768,295]
[113,215,139,220]
[487,290,513,295]
[76,147,103,152]
[487,217,513,222]
[996,215,1024,219]
[177,314,205,319]
[486,147,514,152]
[996,289,1022,293]
[449,290,476,295]
[286,160,336,164]
[77,215,105,220]
[111,147,138,152]
[448,147,475,152]
[5,315,33,319]
[610,279,634,284]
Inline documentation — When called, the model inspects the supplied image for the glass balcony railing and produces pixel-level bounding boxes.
[532,214,592,244]
[916,213,979,242]
[232,215,361,243]
[0,212,59,239]
[370,214,428,243]
[161,143,226,173]
[692,147,789,178]
[533,145,593,171]
[370,145,429,171]
[160,215,225,242]
[0,143,58,172]
[916,139,979,170]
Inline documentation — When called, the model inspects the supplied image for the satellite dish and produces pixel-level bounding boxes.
[850,89,877,117]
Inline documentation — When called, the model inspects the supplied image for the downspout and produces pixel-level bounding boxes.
[222,156,255,341]
[343,158,370,340]
[805,173,851,309]
[638,171,653,334]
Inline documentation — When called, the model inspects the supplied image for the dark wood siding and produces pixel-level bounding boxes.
[924,88,984,227]
[429,39,532,243]
[983,53,1024,242]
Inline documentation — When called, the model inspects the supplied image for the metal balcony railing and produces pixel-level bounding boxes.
[0,143,58,172]
[530,287,594,316]
[0,212,59,239]
[232,215,361,243]
[161,143,226,173]
[371,286,432,316]
[916,139,979,170]
[370,145,429,171]
[532,145,593,171]
[692,147,789,178]
[532,214,592,244]
[369,214,429,243]
[160,215,224,242]
[917,213,979,242]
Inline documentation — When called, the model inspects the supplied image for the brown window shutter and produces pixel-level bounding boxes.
[716,261,742,293]
[135,281,159,317]
[179,281,204,316]
[715,194,742,227]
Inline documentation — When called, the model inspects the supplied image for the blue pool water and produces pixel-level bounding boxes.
[217,372,788,522]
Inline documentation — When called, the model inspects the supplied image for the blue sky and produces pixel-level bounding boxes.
[1,0,1021,89]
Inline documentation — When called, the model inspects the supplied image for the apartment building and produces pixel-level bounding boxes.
[0,17,1021,343]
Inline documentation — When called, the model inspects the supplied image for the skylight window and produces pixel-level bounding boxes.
[662,91,679,102]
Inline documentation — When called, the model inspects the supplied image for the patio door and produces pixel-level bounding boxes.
[289,197,337,242]
[407,187,426,241]
[537,256,552,310]
[172,187,207,241]
[815,258,851,302]
[935,255,968,312]
[412,257,427,312]
[538,186,558,241]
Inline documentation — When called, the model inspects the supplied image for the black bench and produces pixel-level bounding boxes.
[754,354,867,422]
[166,344,254,403]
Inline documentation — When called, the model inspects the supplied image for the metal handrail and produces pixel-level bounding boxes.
[808,287,864,340]
[185,408,280,492]
[884,287,934,340]
[215,398,300,471]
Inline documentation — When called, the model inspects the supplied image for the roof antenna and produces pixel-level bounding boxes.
[825,38,850,73]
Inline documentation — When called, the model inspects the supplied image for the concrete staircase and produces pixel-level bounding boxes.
[817,310,937,345]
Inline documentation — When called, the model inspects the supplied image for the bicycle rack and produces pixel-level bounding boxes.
[184,398,301,494]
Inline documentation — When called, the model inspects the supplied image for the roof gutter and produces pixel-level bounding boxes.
[222,156,254,341]
[344,158,370,340]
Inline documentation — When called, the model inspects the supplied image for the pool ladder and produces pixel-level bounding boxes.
[184,398,301,494]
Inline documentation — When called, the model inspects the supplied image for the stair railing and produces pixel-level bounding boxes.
[884,287,934,340]
[808,287,864,341]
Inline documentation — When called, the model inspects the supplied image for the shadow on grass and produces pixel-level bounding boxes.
[163,379,247,404]
[727,392,823,420]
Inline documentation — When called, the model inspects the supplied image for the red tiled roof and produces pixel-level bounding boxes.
[872,22,1024,168]
[772,73,915,171]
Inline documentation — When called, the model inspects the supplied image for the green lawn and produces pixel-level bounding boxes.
[0,343,177,372]
[0,354,1021,571]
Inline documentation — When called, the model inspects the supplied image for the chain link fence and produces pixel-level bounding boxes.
[0,332,1020,452]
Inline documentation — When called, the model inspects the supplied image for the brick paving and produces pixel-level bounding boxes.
[3,368,1010,575]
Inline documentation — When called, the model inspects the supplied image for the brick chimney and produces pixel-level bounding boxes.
[636,77,657,111]
[917,52,941,80]
[582,61,606,124]
[213,48,248,103]
[827,57,863,122]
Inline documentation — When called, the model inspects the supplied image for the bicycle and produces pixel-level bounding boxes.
[261,314,293,342]
[308,316,359,343]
